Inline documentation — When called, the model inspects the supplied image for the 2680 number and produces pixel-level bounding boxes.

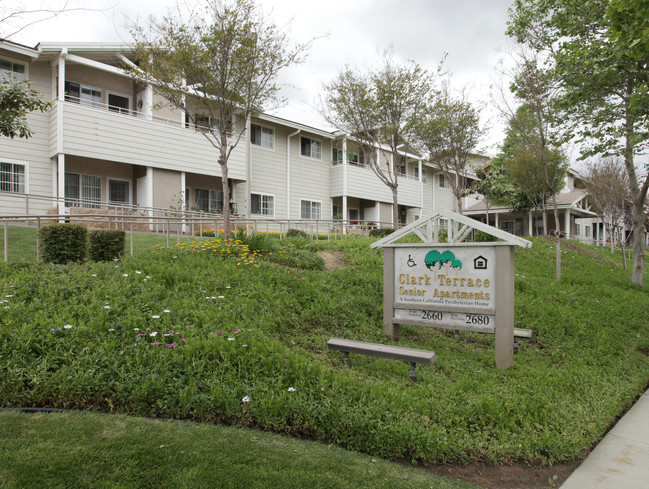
[465,314,490,325]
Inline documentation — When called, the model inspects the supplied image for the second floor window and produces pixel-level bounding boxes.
[64,81,102,108]
[250,124,274,149]
[439,174,451,189]
[300,137,321,159]
[0,59,25,83]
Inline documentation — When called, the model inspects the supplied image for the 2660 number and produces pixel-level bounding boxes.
[421,311,443,321]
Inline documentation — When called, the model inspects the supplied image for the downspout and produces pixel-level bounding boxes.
[286,129,301,219]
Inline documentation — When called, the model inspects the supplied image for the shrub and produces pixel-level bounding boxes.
[89,230,126,261]
[286,229,307,238]
[38,223,88,264]
[369,228,394,238]
[470,230,499,243]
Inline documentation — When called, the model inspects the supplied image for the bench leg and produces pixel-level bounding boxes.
[343,351,351,366]
[409,362,417,382]
[513,340,519,355]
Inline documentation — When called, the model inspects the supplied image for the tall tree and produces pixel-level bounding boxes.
[321,51,438,228]
[129,0,309,240]
[508,0,649,284]
[415,82,483,214]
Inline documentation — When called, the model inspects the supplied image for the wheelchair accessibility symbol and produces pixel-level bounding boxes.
[407,255,417,267]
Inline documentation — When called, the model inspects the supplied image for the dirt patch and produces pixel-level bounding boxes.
[424,461,581,489]
[320,251,348,271]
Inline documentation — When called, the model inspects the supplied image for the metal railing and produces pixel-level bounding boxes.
[0,213,393,262]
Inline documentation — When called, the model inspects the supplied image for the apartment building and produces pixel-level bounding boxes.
[464,169,601,241]
[0,40,484,228]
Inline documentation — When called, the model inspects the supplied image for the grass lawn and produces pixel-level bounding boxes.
[0,410,471,489]
[0,232,648,470]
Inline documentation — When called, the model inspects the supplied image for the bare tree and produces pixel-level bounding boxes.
[0,1,108,40]
[583,157,630,261]
[128,0,309,240]
[321,51,438,228]
[415,82,483,214]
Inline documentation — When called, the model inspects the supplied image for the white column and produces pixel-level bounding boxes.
[57,154,65,217]
[146,84,154,121]
[528,211,533,236]
[596,220,600,245]
[55,52,66,216]
[495,212,499,229]
[342,195,348,236]
[564,210,570,237]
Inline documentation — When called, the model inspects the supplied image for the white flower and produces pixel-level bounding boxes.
[135,271,142,274]
[5,294,13,298]
[150,332,158,337]
[287,387,295,392]
[152,315,160,319]
[134,328,140,331]
[104,306,111,309]
[3,306,9,309]
[163,309,170,313]
[91,274,97,277]
[122,274,128,277]
[145,276,151,279]
[242,395,250,403]
[226,286,231,289]
[228,337,234,341]
[63,324,72,329]
[218,296,225,299]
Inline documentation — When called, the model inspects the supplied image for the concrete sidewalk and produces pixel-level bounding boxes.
[560,390,649,488]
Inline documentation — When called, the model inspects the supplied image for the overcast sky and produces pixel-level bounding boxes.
[8,0,516,154]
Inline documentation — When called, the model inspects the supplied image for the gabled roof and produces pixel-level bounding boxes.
[370,210,533,249]
[464,188,596,216]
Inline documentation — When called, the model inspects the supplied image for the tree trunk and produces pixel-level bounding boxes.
[220,152,231,242]
[631,206,645,285]
[551,192,561,281]
[391,185,399,230]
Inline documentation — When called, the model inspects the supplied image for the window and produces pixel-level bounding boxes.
[439,218,449,230]
[109,180,129,205]
[349,208,359,222]
[251,193,274,216]
[0,59,25,83]
[108,93,130,114]
[194,189,223,213]
[64,81,101,107]
[65,173,101,208]
[439,174,450,189]
[250,124,274,149]
[0,162,25,193]
[332,205,343,218]
[300,137,321,159]
[332,147,343,165]
[300,200,321,220]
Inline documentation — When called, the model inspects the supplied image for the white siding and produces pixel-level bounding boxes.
[58,102,247,180]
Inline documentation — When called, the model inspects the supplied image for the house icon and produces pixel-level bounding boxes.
[474,255,488,270]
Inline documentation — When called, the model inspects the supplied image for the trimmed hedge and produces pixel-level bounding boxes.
[369,228,394,238]
[38,223,88,264]
[89,229,126,261]
[286,229,307,237]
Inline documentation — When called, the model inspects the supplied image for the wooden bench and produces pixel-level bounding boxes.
[327,338,436,382]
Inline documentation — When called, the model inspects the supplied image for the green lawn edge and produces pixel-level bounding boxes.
[0,410,473,489]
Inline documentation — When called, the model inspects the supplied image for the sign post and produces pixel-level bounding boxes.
[372,211,531,370]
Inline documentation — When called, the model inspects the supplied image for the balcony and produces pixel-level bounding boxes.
[49,101,247,180]
[330,162,423,207]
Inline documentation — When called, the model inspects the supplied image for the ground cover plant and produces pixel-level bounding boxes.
[0,234,648,467]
